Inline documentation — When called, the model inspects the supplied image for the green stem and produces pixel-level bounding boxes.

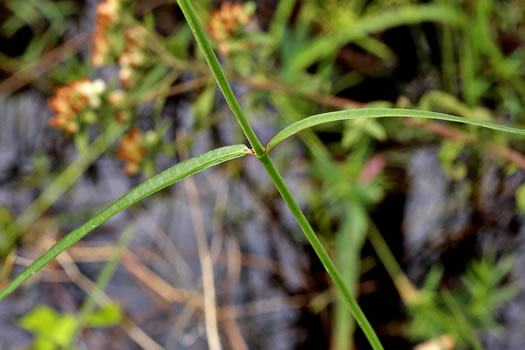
[368,221,420,305]
[176,1,383,348]
[258,155,383,350]
[177,0,265,157]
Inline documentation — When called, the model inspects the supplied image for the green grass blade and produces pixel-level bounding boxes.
[269,0,297,43]
[291,4,465,71]
[176,0,265,157]
[3,122,128,255]
[258,154,384,350]
[0,144,250,301]
[267,108,525,151]
[176,2,384,348]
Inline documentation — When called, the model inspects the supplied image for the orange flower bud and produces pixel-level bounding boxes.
[116,128,147,175]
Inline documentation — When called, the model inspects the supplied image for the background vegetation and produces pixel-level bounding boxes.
[0,0,524,349]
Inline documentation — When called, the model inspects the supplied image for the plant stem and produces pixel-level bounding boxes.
[258,154,383,350]
[177,0,265,157]
[367,221,420,305]
[176,1,384,348]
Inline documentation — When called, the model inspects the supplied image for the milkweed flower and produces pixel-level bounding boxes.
[208,2,253,41]
[91,0,121,66]
[119,26,147,67]
[208,2,254,54]
[48,79,107,134]
[107,89,131,122]
[118,25,148,88]
[108,89,126,107]
[116,128,146,174]
[414,335,455,350]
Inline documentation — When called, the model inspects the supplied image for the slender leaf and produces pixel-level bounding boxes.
[291,4,465,71]
[177,1,384,348]
[177,0,265,156]
[4,122,128,255]
[257,153,384,350]
[269,0,297,43]
[267,108,525,151]
[0,145,250,301]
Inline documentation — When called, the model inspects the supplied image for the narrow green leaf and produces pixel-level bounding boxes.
[269,0,297,43]
[177,0,265,157]
[267,108,525,151]
[177,1,384,348]
[0,145,250,301]
[4,122,128,255]
[291,4,465,71]
[257,154,384,350]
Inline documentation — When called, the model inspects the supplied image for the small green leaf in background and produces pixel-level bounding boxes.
[18,303,123,350]
[408,256,517,349]
[342,118,386,149]
[438,140,468,180]
[165,26,193,60]
[85,302,123,328]
[191,82,216,127]
[129,65,170,98]
[516,183,525,213]
[19,305,77,350]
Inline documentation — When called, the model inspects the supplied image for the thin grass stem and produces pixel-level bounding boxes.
[176,1,384,348]
[258,154,383,350]
[176,0,265,157]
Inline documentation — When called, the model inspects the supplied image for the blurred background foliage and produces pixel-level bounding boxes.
[1,0,525,349]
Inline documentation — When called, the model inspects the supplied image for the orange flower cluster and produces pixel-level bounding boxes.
[91,0,120,66]
[116,128,146,174]
[107,89,130,122]
[118,26,147,89]
[49,79,106,134]
[208,2,253,53]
